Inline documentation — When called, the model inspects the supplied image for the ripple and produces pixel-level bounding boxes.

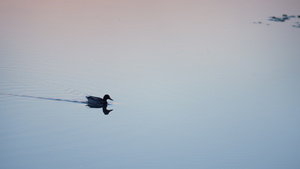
[0,66,88,105]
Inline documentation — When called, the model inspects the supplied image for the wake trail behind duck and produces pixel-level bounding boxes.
[0,93,87,104]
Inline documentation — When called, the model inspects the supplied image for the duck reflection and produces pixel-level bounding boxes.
[86,94,113,115]
[86,103,113,115]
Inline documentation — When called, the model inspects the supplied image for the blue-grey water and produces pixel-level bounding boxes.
[1,1,300,168]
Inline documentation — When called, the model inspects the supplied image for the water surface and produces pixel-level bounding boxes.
[1,0,300,168]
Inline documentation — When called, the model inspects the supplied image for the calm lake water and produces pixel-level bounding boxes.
[1,0,300,168]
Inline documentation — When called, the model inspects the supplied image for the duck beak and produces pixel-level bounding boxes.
[109,98,113,101]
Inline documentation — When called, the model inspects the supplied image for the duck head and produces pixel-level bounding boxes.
[103,94,113,101]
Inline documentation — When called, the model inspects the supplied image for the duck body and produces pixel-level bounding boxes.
[86,94,113,107]
[86,96,105,104]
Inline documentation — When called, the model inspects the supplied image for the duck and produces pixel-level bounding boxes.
[86,94,113,106]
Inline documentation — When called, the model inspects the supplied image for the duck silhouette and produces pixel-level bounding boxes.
[86,94,113,105]
[86,94,113,115]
